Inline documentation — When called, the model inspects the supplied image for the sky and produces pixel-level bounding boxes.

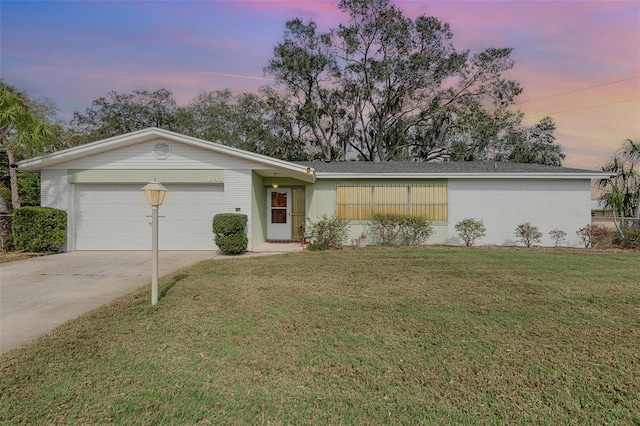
[1,0,639,170]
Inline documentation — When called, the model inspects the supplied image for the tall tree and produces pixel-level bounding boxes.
[493,116,564,166]
[71,88,179,143]
[265,18,346,160]
[265,0,563,163]
[597,139,640,236]
[0,81,54,208]
[178,89,238,143]
[180,89,309,160]
[258,87,311,160]
[24,96,67,156]
[336,0,489,161]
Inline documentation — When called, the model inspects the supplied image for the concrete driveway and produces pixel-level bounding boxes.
[0,251,216,355]
[0,244,303,356]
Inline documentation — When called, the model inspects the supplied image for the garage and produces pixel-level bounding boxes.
[17,128,318,252]
[75,184,224,250]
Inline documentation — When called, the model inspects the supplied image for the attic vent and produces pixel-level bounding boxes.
[153,142,171,159]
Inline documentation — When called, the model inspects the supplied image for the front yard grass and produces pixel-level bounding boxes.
[1,247,639,424]
[0,251,31,263]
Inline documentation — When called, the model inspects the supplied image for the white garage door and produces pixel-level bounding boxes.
[75,184,224,250]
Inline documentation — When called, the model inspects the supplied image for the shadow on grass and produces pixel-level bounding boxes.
[160,273,189,298]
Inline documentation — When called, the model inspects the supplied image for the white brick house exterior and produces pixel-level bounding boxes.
[296,161,610,248]
[447,178,591,247]
[18,128,610,251]
[18,128,315,251]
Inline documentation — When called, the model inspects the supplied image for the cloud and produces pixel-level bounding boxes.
[232,0,342,28]
[2,0,638,170]
[197,72,274,81]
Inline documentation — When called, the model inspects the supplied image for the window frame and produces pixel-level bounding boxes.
[336,183,448,223]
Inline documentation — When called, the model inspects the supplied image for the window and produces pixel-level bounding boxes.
[373,185,408,216]
[336,183,447,222]
[337,185,372,220]
[410,184,448,221]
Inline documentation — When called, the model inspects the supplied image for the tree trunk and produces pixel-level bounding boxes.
[7,148,21,209]
[612,208,624,239]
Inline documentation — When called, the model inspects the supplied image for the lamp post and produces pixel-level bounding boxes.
[142,179,167,305]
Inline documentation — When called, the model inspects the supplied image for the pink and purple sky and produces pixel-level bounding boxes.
[1,0,639,170]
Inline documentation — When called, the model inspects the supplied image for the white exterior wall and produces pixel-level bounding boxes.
[223,169,253,249]
[41,168,71,210]
[50,138,263,170]
[307,179,449,245]
[447,178,592,247]
[306,181,335,222]
[38,138,262,251]
[35,134,596,251]
[40,169,73,251]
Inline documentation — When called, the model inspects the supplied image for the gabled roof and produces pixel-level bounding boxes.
[17,128,316,183]
[17,127,611,182]
[295,161,613,180]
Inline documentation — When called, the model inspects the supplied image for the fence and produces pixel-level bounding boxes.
[592,216,640,230]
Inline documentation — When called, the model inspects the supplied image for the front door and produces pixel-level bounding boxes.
[267,188,291,240]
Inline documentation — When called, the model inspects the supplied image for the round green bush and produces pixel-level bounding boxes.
[215,232,248,255]
[212,213,247,236]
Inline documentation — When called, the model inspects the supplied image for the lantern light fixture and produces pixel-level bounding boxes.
[142,179,168,206]
[141,179,168,305]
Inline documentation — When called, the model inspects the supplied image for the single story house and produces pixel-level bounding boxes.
[17,128,612,250]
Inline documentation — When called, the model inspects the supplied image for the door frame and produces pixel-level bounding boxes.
[267,187,292,240]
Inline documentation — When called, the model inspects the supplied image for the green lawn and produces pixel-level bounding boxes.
[0,251,31,264]
[1,247,639,424]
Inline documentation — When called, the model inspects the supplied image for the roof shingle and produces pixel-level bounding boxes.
[294,161,603,175]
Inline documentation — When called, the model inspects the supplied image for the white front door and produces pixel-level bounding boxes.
[267,188,291,240]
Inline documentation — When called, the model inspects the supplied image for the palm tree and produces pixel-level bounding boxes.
[0,81,54,209]
[597,139,640,237]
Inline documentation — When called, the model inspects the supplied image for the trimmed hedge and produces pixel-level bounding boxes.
[212,213,247,236]
[214,233,248,255]
[12,206,66,252]
[212,213,248,255]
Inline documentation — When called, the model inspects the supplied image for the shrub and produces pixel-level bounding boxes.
[214,233,248,255]
[370,214,403,245]
[595,226,618,248]
[12,206,66,252]
[306,241,329,251]
[307,214,349,250]
[514,222,542,248]
[17,171,41,207]
[212,213,248,255]
[548,229,567,248]
[0,184,12,212]
[397,216,434,246]
[576,224,615,248]
[454,218,486,246]
[212,213,247,236]
[576,225,593,248]
[0,215,13,251]
[370,213,433,246]
[619,226,640,249]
